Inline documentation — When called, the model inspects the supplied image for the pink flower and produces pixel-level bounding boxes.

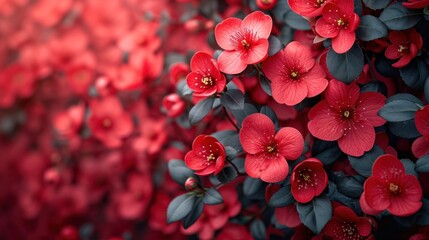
[315,0,360,53]
[362,154,423,217]
[308,79,386,157]
[184,135,226,176]
[262,41,328,106]
[291,158,328,203]
[239,113,304,183]
[186,52,226,97]
[215,11,272,74]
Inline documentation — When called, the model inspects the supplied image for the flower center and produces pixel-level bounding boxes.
[302,173,310,182]
[316,0,326,7]
[206,153,216,162]
[343,110,350,118]
[201,76,213,86]
[290,71,299,79]
[342,223,357,236]
[267,145,277,153]
[102,118,112,128]
[389,183,401,195]
[241,39,250,50]
[397,44,409,53]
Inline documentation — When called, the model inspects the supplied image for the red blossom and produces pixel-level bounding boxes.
[186,52,226,97]
[288,0,332,18]
[315,0,360,53]
[184,135,226,176]
[256,0,278,10]
[275,204,301,228]
[262,41,328,106]
[239,113,304,183]
[403,0,429,9]
[216,223,253,240]
[362,154,423,217]
[413,105,429,158]
[324,206,373,240]
[88,96,134,148]
[385,29,423,68]
[162,93,186,118]
[291,158,328,203]
[215,11,272,74]
[308,79,386,157]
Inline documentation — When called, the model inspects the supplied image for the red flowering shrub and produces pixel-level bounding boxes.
[1,0,429,239]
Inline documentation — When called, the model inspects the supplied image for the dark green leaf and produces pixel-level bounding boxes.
[284,10,311,30]
[401,159,417,176]
[389,120,421,138]
[203,188,223,205]
[220,89,245,110]
[216,166,238,183]
[415,155,429,173]
[167,194,196,223]
[243,177,265,197]
[259,74,272,96]
[230,103,258,128]
[297,196,332,234]
[356,15,388,41]
[269,185,294,207]
[168,160,196,185]
[425,76,429,103]
[400,59,429,89]
[379,3,423,30]
[260,106,278,129]
[348,145,384,177]
[182,199,204,229]
[268,35,283,56]
[378,100,420,122]
[250,219,266,240]
[327,44,364,83]
[188,97,215,125]
[363,0,391,10]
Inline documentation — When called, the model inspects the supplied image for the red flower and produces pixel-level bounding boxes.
[184,135,226,175]
[215,11,272,74]
[288,0,332,18]
[308,79,386,157]
[362,154,423,217]
[413,106,429,158]
[256,0,278,10]
[315,0,360,53]
[162,93,186,118]
[385,29,423,68]
[275,204,301,228]
[403,0,429,9]
[88,96,134,148]
[186,52,226,97]
[216,223,253,240]
[291,158,328,203]
[239,113,304,183]
[324,206,373,240]
[262,41,328,106]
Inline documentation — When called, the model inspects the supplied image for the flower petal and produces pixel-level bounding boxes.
[284,41,315,72]
[325,79,360,110]
[242,38,269,64]
[271,79,308,106]
[215,18,242,51]
[308,101,345,141]
[337,123,375,157]
[332,30,355,54]
[302,64,328,98]
[242,11,272,39]
[371,154,405,180]
[240,113,275,154]
[217,50,247,74]
[244,153,268,179]
[260,155,289,183]
[364,177,391,211]
[356,92,386,127]
[275,127,304,160]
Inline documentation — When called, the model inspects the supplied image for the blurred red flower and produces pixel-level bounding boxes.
[324,206,373,240]
[288,0,332,18]
[291,158,328,203]
[385,29,423,68]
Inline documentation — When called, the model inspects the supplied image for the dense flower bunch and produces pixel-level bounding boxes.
[1,0,429,239]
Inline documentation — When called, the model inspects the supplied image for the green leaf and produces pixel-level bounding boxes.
[297,196,332,234]
[379,3,423,30]
[167,194,196,223]
[203,188,223,205]
[356,15,388,41]
[188,97,215,125]
[326,43,364,83]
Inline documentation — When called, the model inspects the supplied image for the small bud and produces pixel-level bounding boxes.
[185,177,199,191]
[256,0,278,10]
[162,93,186,118]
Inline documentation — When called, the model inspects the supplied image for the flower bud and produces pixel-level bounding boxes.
[184,177,199,191]
[256,0,278,10]
[162,93,186,118]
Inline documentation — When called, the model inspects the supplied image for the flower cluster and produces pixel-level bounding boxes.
[1,0,429,239]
